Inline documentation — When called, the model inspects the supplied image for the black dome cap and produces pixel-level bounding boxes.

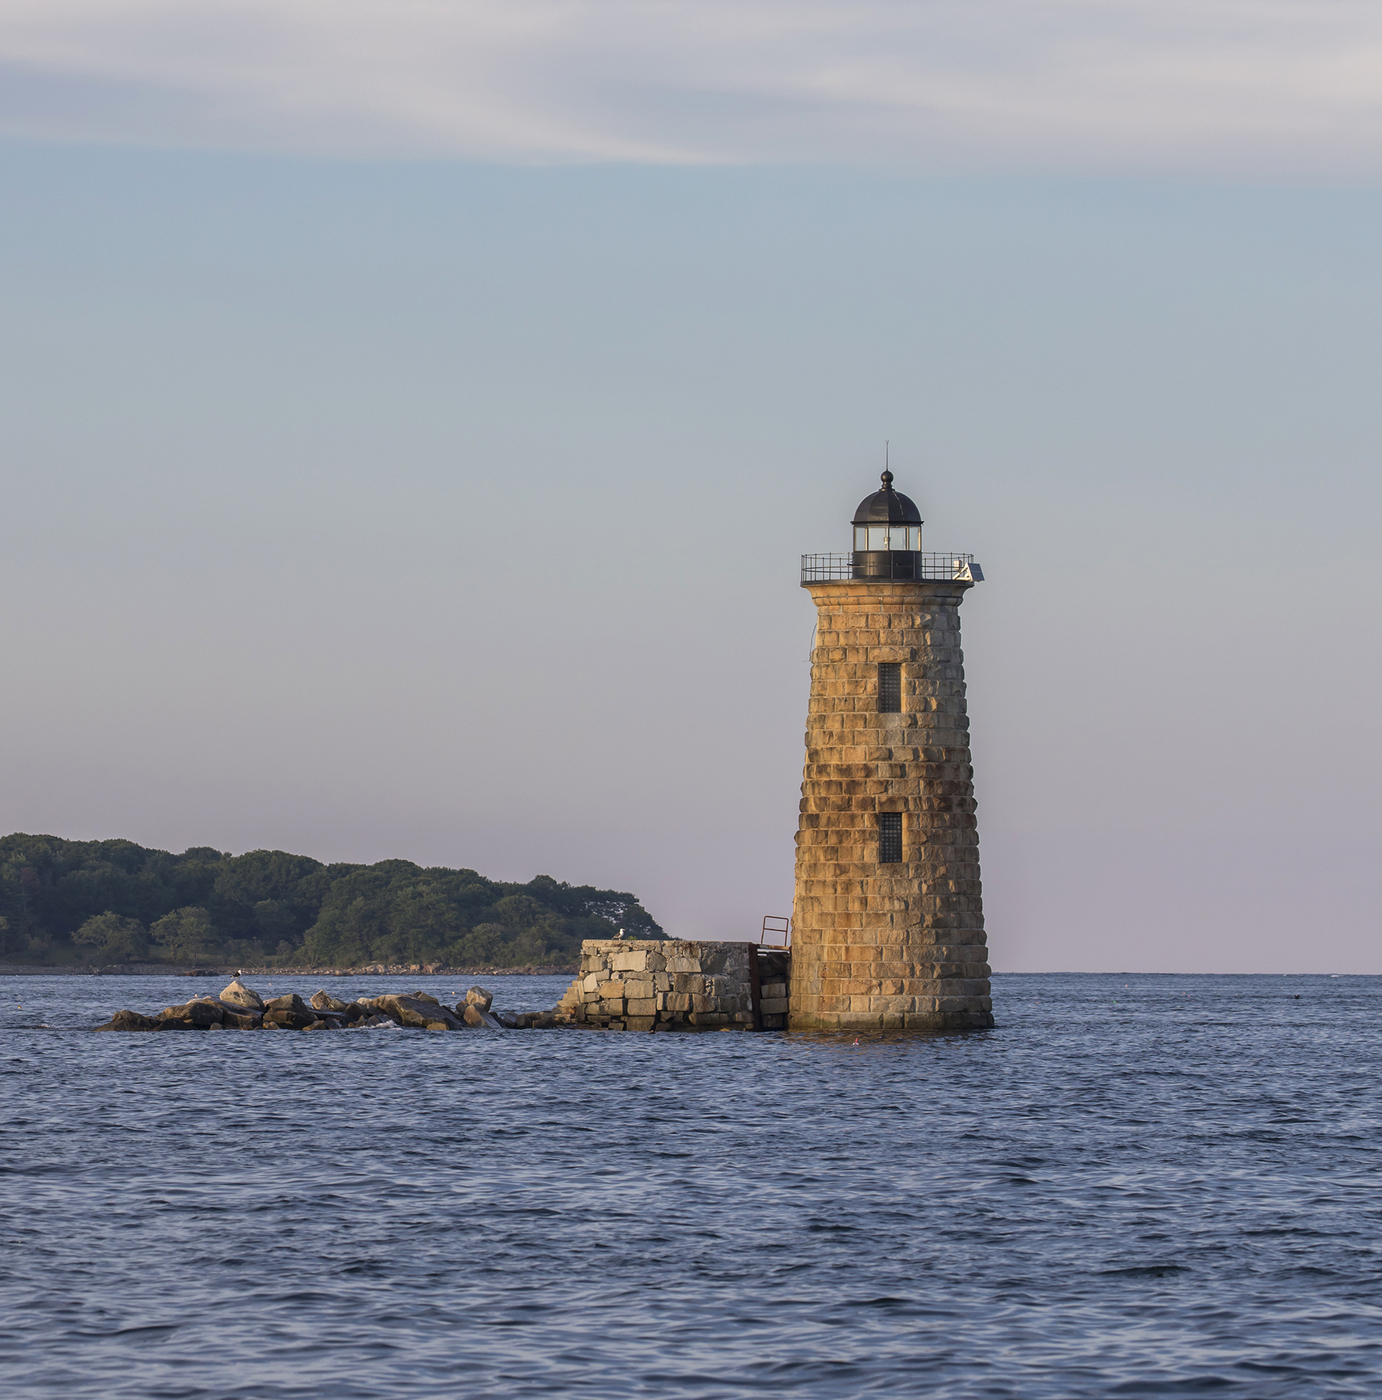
[853,470,922,525]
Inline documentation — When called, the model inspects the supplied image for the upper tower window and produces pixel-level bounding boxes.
[878,663,901,713]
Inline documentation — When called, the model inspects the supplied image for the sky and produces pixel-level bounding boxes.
[1,2,1379,972]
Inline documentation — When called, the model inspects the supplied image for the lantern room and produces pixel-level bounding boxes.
[851,470,923,578]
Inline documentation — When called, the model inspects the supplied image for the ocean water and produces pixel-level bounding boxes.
[1,972,1379,1398]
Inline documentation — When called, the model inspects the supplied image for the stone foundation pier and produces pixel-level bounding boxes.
[558,940,790,1031]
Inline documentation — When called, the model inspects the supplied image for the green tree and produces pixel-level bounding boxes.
[251,899,298,944]
[149,905,219,962]
[0,830,663,968]
[72,910,148,961]
[492,894,566,959]
[452,922,506,965]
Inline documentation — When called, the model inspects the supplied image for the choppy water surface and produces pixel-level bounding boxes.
[2,973,1380,1398]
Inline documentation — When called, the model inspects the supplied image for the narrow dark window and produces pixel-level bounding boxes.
[878,662,901,713]
[879,811,903,864]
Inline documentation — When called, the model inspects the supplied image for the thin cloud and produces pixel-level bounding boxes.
[0,0,1379,172]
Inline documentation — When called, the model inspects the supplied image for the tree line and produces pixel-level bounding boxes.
[0,833,663,967]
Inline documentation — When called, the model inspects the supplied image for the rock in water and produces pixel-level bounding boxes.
[462,1004,505,1030]
[221,1008,263,1029]
[310,990,349,1012]
[221,979,265,1011]
[156,999,225,1028]
[358,994,465,1030]
[94,1009,164,1032]
[262,993,317,1030]
[162,996,260,1025]
[464,985,494,1012]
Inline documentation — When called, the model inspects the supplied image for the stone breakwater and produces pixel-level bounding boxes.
[556,940,790,1032]
[94,979,568,1032]
[91,941,796,1034]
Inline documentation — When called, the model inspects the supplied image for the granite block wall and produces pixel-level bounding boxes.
[791,578,994,1031]
[558,941,790,1031]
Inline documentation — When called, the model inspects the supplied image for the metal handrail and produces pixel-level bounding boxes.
[801,552,976,583]
[759,915,791,948]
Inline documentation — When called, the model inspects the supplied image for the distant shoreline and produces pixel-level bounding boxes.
[0,962,578,978]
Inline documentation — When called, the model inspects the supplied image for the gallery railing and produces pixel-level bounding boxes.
[800,552,980,583]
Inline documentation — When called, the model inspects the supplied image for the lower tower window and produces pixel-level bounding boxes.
[878,811,903,863]
[878,662,901,712]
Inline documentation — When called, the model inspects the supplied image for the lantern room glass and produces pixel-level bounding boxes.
[854,525,920,551]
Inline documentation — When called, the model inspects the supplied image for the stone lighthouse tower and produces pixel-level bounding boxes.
[790,470,993,1031]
